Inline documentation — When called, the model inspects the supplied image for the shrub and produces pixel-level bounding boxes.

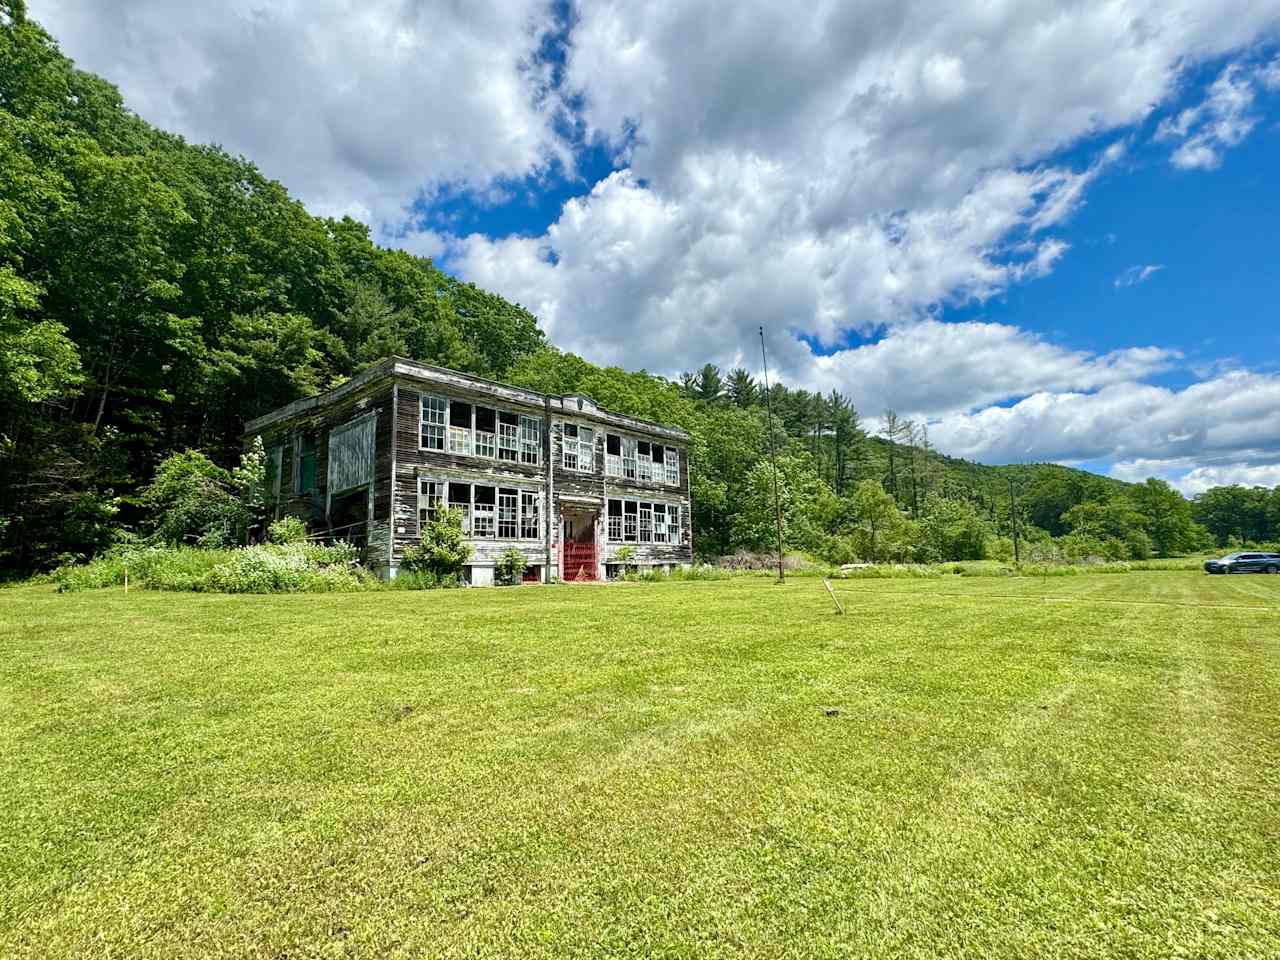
[386,569,465,590]
[495,548,527,585]
[267,516,308,545]
[195,542,367,594]
[55,544,235,592]
[402,507,471,578]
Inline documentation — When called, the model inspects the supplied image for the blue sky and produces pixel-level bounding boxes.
[30,0,1280,492]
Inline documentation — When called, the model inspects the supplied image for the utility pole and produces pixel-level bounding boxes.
[759,326,785,583]
[1009,475,1020,565]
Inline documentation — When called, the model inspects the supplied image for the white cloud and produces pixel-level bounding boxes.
[29,0,569,227]
[1155,61,1272,170]
[1109,459,1280,495]
[807,320,1177,421]
[1114,264,1165,288]
[929,371,1280,467]
[30,0,1280,483]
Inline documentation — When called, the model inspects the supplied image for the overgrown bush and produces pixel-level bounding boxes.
[196,542,367,593]
[55,543,236,592]
[386,569,465,590]
[495,548,527,585]
[402,507,471,579]
[267,516,308,545]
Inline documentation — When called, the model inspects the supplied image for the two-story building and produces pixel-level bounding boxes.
[242,357,693,583]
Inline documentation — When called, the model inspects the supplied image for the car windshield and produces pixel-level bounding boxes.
[1221,553,1243,561]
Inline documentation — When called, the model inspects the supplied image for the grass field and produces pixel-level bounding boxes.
[2,573,1279,958]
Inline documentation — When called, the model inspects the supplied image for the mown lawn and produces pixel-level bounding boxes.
[1,574,1278,959]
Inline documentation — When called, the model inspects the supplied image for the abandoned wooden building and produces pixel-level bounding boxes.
[243,357,693,584]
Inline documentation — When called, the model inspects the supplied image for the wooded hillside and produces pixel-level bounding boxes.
[2,1,1275,574]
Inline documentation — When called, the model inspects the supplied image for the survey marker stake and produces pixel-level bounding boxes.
[823,578,845,615]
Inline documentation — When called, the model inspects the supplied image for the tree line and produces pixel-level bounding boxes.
[1,2,1275,574]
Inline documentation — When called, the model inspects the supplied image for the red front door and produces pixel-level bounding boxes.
[561,513,598,580]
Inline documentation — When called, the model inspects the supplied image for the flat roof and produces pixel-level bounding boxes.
[243,356,690,441]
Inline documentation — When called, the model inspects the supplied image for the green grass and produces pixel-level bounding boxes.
[2,574,1278,958]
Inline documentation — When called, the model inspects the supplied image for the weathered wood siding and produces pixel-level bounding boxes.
[246,381,395,572]
[247,359,691,581]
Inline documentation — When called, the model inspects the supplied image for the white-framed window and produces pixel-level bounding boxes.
[622,436,637,480]
[521,491,540,540]
[562,423,594,472]
[605,433,622,477]
[498,488,518,539]
[473,484,496,538]
[607,498,623,541]
[606,499,683,545]
[498,412,519,462]
[637,442,653,482]
[520,415,541,466]
[474,406,497,459]
[448,481,471,536]
[421,394,447,450]
[418,479,443,527]
[665,447,679,486]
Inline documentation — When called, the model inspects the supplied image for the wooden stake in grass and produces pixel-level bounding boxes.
[123,564,128,594]
[823,578,845,615]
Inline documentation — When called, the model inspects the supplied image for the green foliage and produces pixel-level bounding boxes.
[138,449,241,545]
[401,507,471,578]
[0,11,546,573]
[54,543,236,592]
[196,542,367,593]
[495,547,528,586]
[267,516,308,545]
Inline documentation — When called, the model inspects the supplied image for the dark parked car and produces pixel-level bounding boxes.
[1204,552,1280,574]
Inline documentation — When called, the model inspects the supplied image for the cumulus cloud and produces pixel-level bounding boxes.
[807,321,1178,421]
[928,371,1280,467]
[1114,264,1165,288]
[30,0,569,227]
[31,0,1280,483]
[1155,61,1272,170]
[1110,460,1280,495]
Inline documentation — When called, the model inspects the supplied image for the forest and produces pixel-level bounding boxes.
[2,0,1277,576]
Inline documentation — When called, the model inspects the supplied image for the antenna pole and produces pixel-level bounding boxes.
[760,326,785,583]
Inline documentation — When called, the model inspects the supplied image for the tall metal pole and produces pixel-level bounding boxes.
[759,326,785,583]
[1009,475,1020,565]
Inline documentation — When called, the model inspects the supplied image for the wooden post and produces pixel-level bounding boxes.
[823,578,844,615]
[123,564,128,594]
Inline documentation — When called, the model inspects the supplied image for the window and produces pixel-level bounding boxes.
[498,488,518,539]
[475,407,497,459]
[624,500,638,542]
[473,485,496,538]
[562,423,594,471]
[637,442,652,482]
[608,498,623,541]
[665,447,680,486]
[267,443,284,504]
[448,482,471,535]
[449,401,473,455]
[652,503,667,543]
[520,416,541,465]
[562,424,579,471]
[498,411,519,462]
[622,436,637,480]
[418,479,443,526]
[606,434,622,477]
[667,505,681,544]
[421,394,446,450]
[521,491,540,539]
[292,434,318,495]
[639,502,653,543]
